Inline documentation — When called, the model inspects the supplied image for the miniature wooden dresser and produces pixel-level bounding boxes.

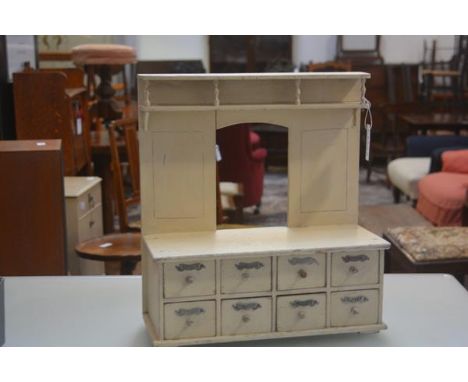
[138,73,390,346]
[64,176,105,275]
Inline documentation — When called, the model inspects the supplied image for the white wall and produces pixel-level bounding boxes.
[293,35,456,66]
[122,35,457,72]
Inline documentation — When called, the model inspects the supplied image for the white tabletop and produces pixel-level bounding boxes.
[3,274,468,346]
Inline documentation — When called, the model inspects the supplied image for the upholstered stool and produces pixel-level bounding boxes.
[387,157,431,202]
[417,172,468,226]
[384,226,468,283]
[71,44,136,121]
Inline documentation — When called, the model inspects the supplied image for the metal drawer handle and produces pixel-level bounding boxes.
[232,302,261,311]
[175,307,205,316]
[235,261,264,271]
[341,254,370,263]
[288,257,319,266]
[341,296,369,304]
[290,299,318,308]
[175,263,206,272]
[89,220,95,228]
[88,193,95,207]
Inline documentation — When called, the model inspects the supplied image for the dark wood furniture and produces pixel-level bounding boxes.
[75,233,141,275]
[384,231,468,284]
[0,140,67,276]
[308,60,351,72]
[399,112,468,135]
[209,36,293,73]
[90,130,126,233]
[13,70,91,176]
[109,119,141,232]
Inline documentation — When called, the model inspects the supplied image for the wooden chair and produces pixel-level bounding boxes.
[307,60,351,72]
[109,118,141,233]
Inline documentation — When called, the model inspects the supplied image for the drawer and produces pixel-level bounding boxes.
[221,257,271,294]
[330,289,379,327]
[331,251,379,286]
[277,293,326,332]
[277,253,326,290]
[164,300,216,340]
[221,297,272,336]
[164,260,215,298]
[77,206,103,241]
[77,184,102,218]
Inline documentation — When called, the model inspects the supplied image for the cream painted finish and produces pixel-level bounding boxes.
[221,257,271,294]
[221,297,272,336]
[139,73,390,346]
[277,253,326,290]
[164,300,216,340]
[276,293,326,332]
[330,289,379,327]
[163,260,215,298]
[331,251,379,287]
[64,177,105,275]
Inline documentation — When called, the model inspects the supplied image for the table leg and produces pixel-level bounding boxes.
[93,153,115,234]
[120,259,138,275]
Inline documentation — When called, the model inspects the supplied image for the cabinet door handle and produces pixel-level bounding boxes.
[232,302,261,311]
[175,263,206,272]
[235,261,264,271]
[290,299,318,308]
[341,295,369,304]
[175,307,205,316]
[288,256,318,266]
[341,254,370,263]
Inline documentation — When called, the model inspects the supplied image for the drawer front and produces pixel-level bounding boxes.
[164,300,216,340]
[330,289,379,327]
[277,253,326,290]
[77,206,103,241]
[221,297,272,336]
[277,293,326,332]
[331,251,379,286]
[77,184,102,218]
[164,260,215,298]
[221,257,271,294]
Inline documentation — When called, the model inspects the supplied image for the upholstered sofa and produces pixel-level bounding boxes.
[387,135,468,203]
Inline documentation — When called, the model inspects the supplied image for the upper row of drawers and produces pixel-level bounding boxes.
[162,251,380,298]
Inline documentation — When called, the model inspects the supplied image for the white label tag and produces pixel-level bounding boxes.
[99,243,113,248]
[365,124,372,162]
[76,118,82,135]
[215,144,222,162]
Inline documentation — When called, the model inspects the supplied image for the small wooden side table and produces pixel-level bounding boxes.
[75,233,141,275]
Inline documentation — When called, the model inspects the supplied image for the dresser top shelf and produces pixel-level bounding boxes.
[144,225,390,261]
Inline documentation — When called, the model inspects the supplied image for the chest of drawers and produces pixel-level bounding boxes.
[138,73,390,345]
[64,176,105,275]
[142,225,389,346]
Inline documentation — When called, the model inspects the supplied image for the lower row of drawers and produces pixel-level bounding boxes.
[163,289,379,340]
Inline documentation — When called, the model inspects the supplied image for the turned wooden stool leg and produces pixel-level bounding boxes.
[93,65,122,122]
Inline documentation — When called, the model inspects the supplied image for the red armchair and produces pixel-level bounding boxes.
[217,124,267,210]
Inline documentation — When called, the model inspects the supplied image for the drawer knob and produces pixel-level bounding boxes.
[348,266,359,274]
[241,272,250,280]
[297,311,306,320]
[185,276,194,284]
[89,220,95,228]
[298,269,308,278]
[241,314,250,323]
[350,307,359,315]
[185,319,194,327]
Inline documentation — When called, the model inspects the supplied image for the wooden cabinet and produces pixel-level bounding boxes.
[13,71,90,176]
[138,73,390,346]
[0,140,66,276]
[64,176,105,275]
